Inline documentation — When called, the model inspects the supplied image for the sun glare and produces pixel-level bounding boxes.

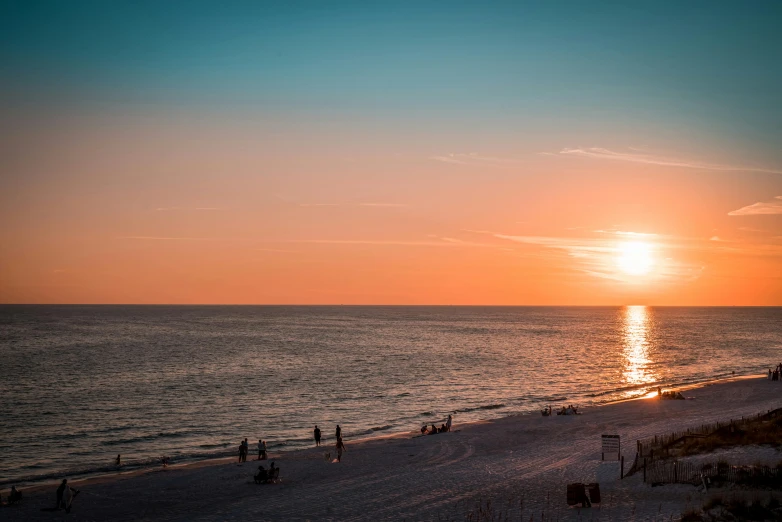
[617,241,654,276]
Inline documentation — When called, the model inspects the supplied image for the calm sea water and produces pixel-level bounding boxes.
[1,305,780,485]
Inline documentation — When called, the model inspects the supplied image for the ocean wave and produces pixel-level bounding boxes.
[457,403,506,413]
[101,431,190,446]
[0,449,236,488]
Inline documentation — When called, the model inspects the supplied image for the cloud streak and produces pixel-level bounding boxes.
[556,148,782,174]
[155,207,221,211]
[728,196,782,216]
[464,229,710,284]
[429,153,516,166]
[119,236,238,241]
[285,239,462,247]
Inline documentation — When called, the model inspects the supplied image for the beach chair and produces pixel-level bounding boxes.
[566,483,591,507]
[586,483,600,504]
[266,468,280,484]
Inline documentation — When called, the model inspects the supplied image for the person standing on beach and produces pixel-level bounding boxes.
[56,480,66,509]
[261,440,268,460]
[336,437,346,462]
[56,479,79,512]
[257,439,263,460]
[238,440,245,463]
[446,414,452,432]
[336,424,341,441]
[314,425,321,447]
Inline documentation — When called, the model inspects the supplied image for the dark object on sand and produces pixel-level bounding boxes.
[567,483,599,507]
[7,486,22,505]
[254,463,280,484]
[660,390,685,400]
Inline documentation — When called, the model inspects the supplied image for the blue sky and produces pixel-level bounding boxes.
[2,1,781,138]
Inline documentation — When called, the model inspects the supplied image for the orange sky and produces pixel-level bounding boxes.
[1,110,781,305]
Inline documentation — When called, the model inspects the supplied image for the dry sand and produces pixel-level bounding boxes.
[2,377,780,521]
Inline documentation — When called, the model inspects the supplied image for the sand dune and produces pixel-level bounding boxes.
[3,377,780,521]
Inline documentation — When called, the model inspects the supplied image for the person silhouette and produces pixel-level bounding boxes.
[314,425,321,447]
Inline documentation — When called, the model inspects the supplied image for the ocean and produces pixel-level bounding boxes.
[1,305,780,486]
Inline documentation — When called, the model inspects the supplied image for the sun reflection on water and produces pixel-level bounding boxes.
[622,305,656,392]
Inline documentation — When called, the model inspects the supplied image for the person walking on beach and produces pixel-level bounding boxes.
[56,479,79,512]
[314,425,321,447]
[335,437,346,462]
[56,479,66,509]
[238,440,246,463]
[335,424,341,441]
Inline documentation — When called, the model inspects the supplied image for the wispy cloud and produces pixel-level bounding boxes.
[429,153,516,166]
[285,239,461,247]
[593,229,658,237]
[119,236,235,241]
[464,230,706,283]
[155,207,221,211]
[728,196,782,216]
[278,196,407,208]
[555,147,782,174]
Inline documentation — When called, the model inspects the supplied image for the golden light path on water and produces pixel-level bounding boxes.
[622,305,658,398]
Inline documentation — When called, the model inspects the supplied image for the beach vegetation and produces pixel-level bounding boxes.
[686,492,782,521]
[676,414,782,457]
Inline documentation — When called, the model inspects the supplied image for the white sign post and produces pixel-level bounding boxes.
[601,434,620,461]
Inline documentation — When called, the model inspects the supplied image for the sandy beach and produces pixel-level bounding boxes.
[3,376,780,521]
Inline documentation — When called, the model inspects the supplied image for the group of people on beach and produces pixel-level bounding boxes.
[420,414,453,435]
[0,481,78,512]
[541,405,579,416]
[657,387,685,400]
[769,363,782,381]
[238,438,268,462]
[312,424,346,461]
[254,461,279,484]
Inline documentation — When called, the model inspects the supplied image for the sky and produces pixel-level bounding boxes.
[1,1,781,305]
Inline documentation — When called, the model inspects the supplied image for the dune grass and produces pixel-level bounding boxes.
[676,413,782,457]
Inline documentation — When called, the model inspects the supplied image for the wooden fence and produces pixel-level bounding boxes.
[624,407,782,475]
[644,460,781,486]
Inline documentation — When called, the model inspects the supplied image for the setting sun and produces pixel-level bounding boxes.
[617,241,654,276]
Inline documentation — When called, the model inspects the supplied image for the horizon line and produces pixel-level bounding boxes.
[1,303,780,308]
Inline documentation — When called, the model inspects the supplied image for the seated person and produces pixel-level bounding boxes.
[9,486,22,504]
[440,424,447,433]
[254,465,267,483]
[429,424,438,434]
[420,425,427,435]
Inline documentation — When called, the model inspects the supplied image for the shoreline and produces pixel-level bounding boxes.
[4,375,781,521]
[7,372,766,494]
